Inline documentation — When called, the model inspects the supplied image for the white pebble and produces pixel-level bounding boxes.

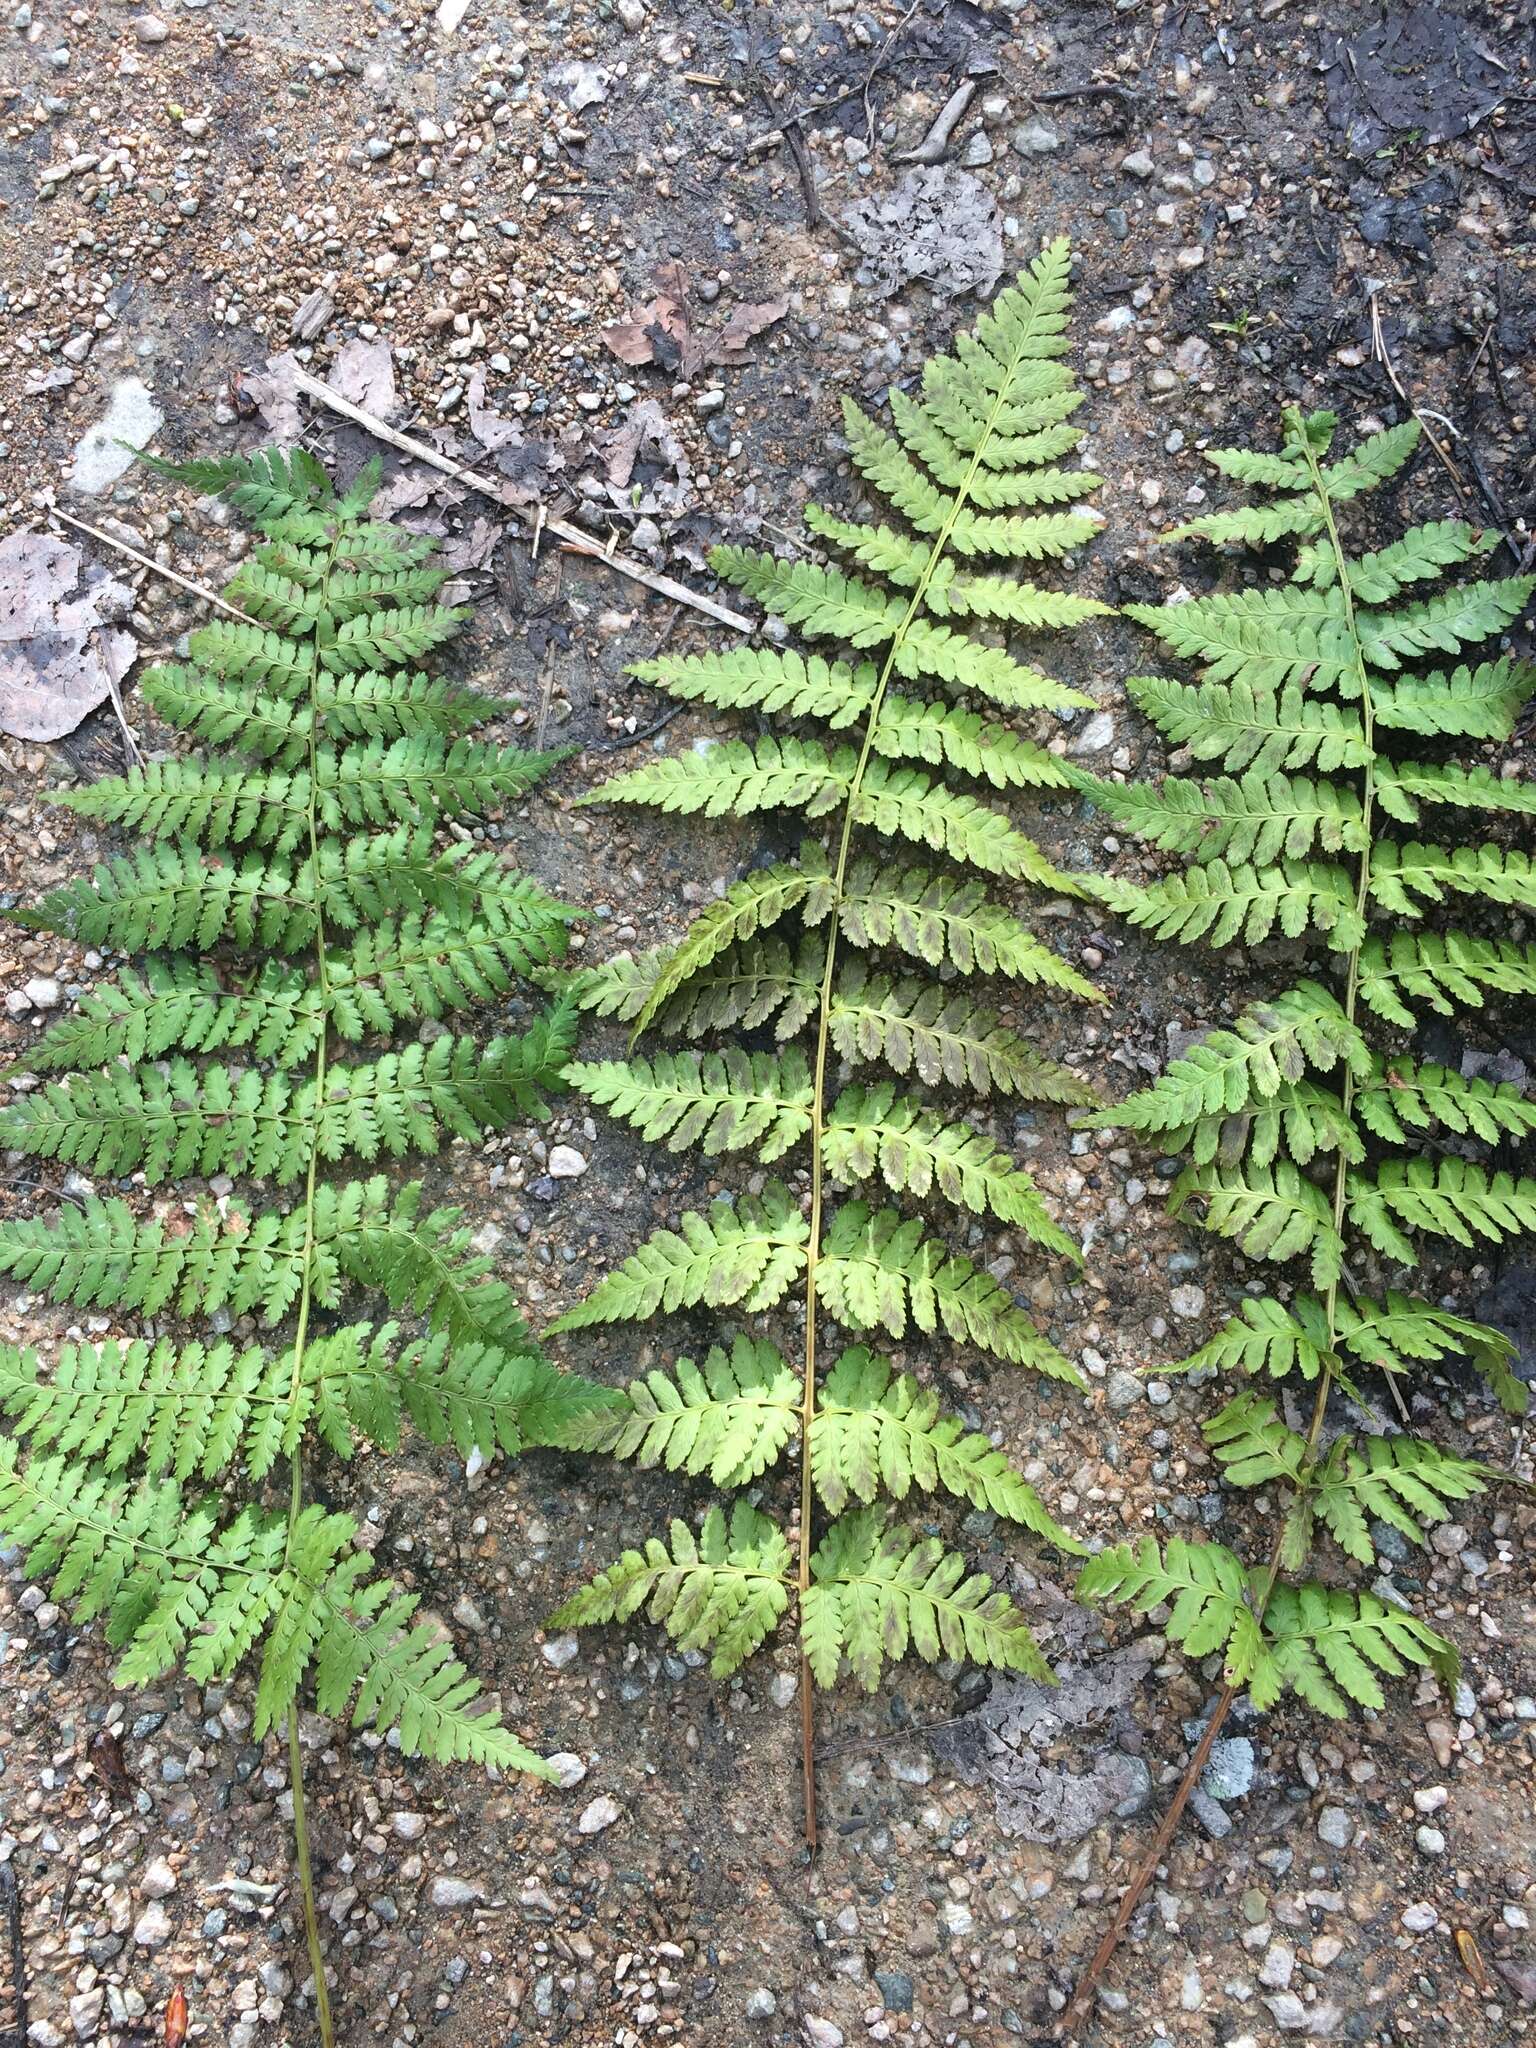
[548,1145,588,1178]
[577,1794,621,1834]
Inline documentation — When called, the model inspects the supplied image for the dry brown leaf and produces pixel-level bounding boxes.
[0,530,136,743]
[601,265,785,378]
[238,350,303,441]
[712,298,789,361]
[328,338,396,418]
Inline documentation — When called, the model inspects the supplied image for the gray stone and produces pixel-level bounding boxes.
[139,1857,176,1898]
[874,1970,914,2013]
[1402,1901,1438,1932]
[132,1902,172,1947]
[545,1752,587,1788]
[68,378,164,496]
[549,1145,588,1177]
[1317,1806,1354,1849]
[745,1989,777,2020]
[132,13,169,41]
[577,1794,621,1834]
[1264,1993,1310,2031]
[1010,118,1060,156]
[1120,148,1154,178]
[541,1633,580,1668]
[1201,1736,1256,1802]
[1113,1756,1154,1817]
[802,2020,844,2048]
[1069,708,1115,754]
[1105,1370,1143,1413]
[1259,1940,1296,1990]
[429,1877,484,1908]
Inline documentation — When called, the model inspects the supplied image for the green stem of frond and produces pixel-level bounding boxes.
[797,294,1061,1849]
[1253,412,1380,1612]
[282,529,340,2048]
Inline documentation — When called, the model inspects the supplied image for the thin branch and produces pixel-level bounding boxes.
[288,368,753,635]
[46,505,251,622]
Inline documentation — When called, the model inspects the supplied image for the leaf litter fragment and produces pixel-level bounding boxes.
[0,530,136,742]
[601,261,787,378]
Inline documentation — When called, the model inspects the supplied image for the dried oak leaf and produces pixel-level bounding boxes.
[0,530,136,743]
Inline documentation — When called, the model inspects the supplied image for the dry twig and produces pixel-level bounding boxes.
[289,367,753,634]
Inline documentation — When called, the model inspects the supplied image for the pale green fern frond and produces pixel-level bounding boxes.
[1077,406,1529,1821]
[548,244,1102,1766]
[0,443,601,1999]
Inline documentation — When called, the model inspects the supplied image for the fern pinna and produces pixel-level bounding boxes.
[0,449,607,2041]
[1063,410,1534,2002]
[548,240,1105,1842]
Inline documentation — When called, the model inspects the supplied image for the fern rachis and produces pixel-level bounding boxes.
[551,242,1104,1842]
[1067,410,1534,2010]
[0,449,609,2042]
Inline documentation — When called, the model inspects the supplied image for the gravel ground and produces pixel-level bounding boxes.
[1,3,1534,2046]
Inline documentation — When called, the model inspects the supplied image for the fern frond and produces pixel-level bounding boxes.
[1256,1584,1456,1717]
[563,1336,800,1485]
[1082,860,1364,952]
[1126,676,1368,775]
[1337,1292,1526,1415]
[0,1443,540,1766]
[1084,983,1366,1136]
[1170,1295,1331,1383]
[1348,1156,1536,1261]
[823,1084,1079,1257]
[818,1202,1084,1383]
[547,1500,792,1679]
[802,1507,1051,1690]
[548,246,1100,1754]
[1358,574,1534,670]
[566,934,823,1041]
[813,1348,1079,1546]
[1202,1390,1307,1487]
[1309,1434,1492,1565]
[1357,931,1536,1027]
[1372,657,1533,739]
[548,1184,810,1331]
[1344,521,1498,604]
[1078,1535,1263,1680]
[1356,1055,1536,1146]
[1369,839,1536,918]
[1125,587,1355,696]
[630,647,876,727]
[838,861,1101,998]
[136,444,335,520]
[1,1017,571,1184]
[625,855,832,1035]
[872,694,1069,791]
[1070,767,1366,865]
[566,1049,813,1163]
[1376,759,1536,824]
[1170,1160,1343,1287]
[829,970,1097,1103]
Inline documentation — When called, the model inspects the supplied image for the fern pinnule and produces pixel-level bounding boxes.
[550,239,1105,1843]
[1067,406,1534,2006]
[0,447,610,2040]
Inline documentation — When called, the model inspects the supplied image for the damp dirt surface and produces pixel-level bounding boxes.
[1,3,1535,2046]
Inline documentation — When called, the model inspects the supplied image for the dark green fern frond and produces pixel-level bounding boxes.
[548,244,1100,1759]
[0,441,600,1925]
[1079,407,1531,1771]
